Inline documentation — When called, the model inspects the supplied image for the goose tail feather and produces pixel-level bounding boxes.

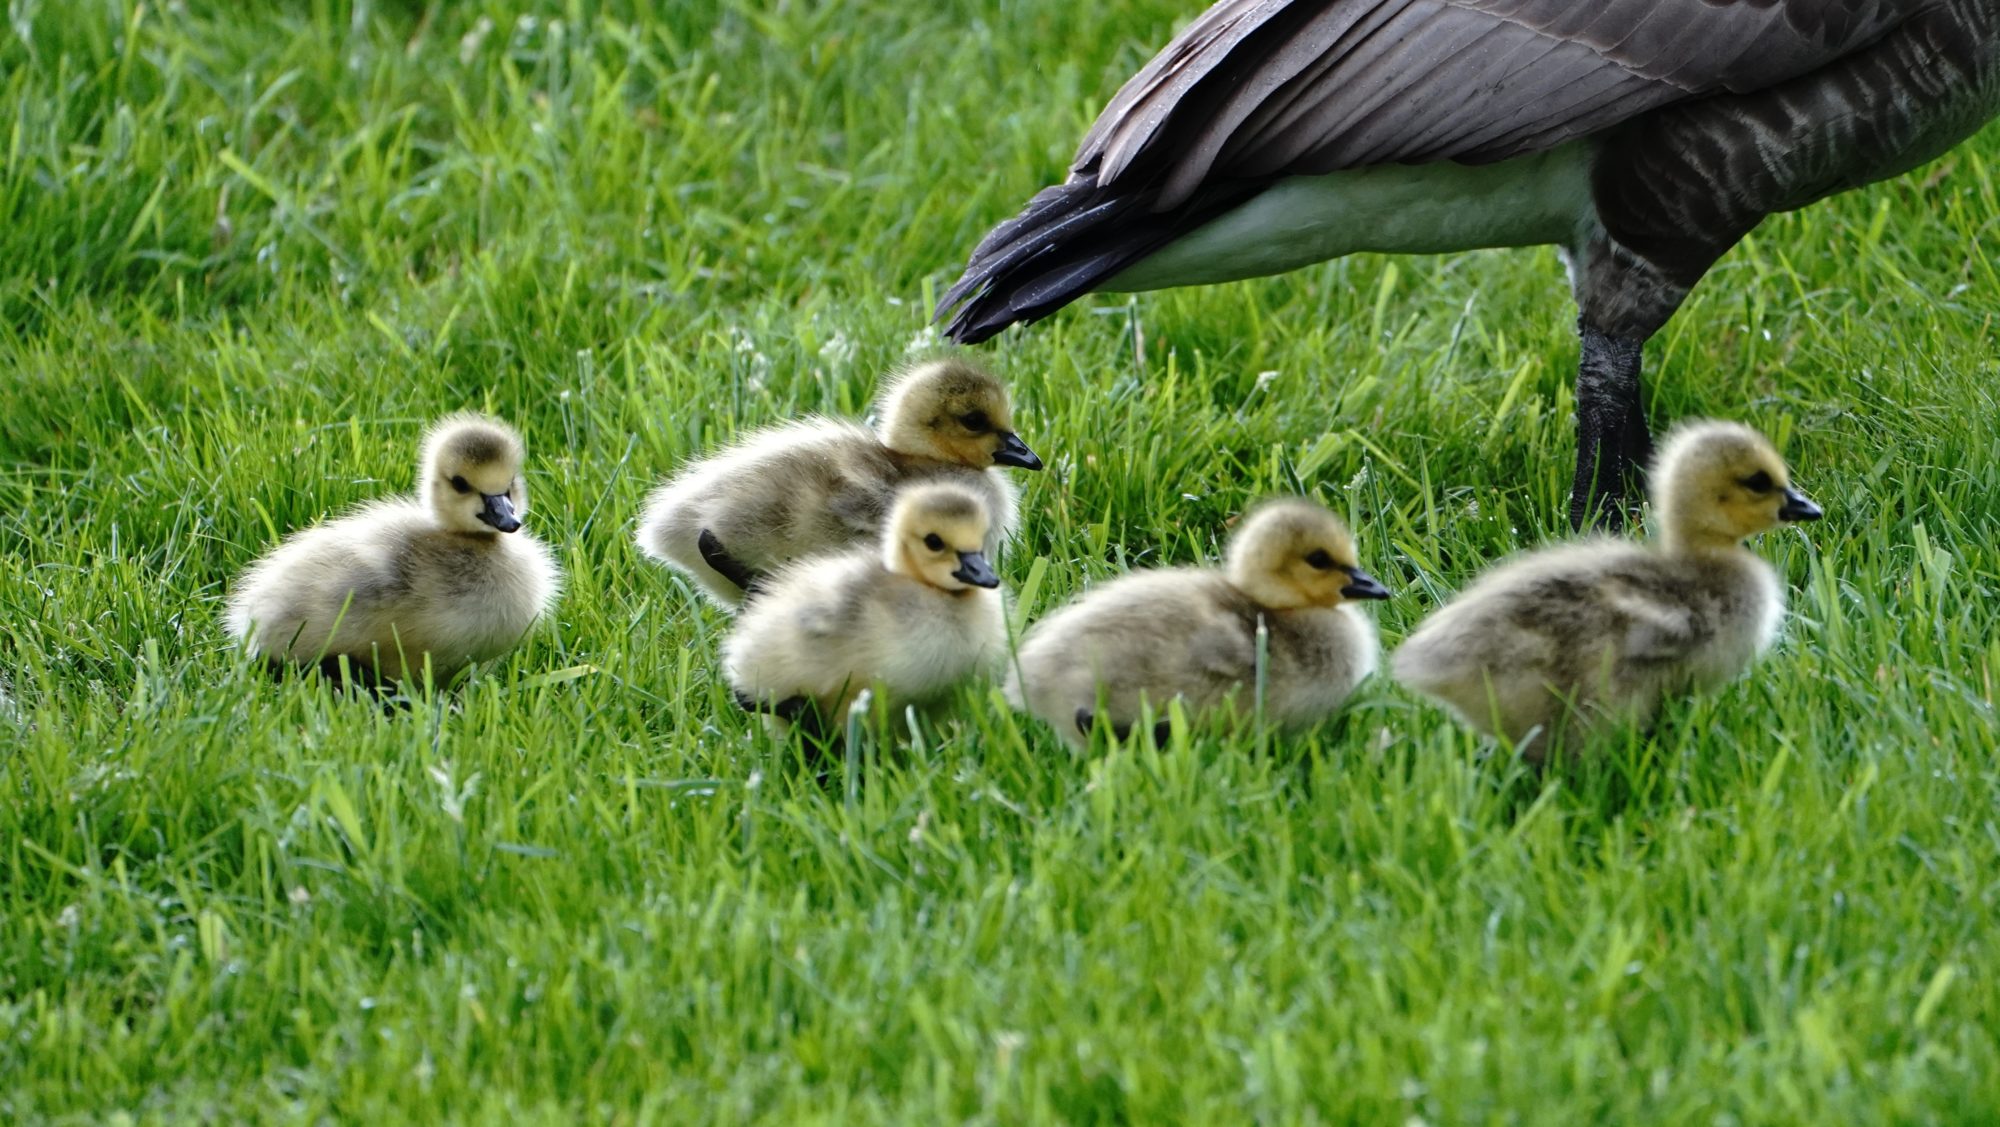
[938,174,1253,343]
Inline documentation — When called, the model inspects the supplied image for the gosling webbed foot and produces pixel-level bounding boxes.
[1074,707,1172,746]
[698,529,765,598]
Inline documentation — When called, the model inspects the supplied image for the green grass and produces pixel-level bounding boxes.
[4,0,2000,1121]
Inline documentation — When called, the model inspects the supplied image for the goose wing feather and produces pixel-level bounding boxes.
[1080,0,1924,208]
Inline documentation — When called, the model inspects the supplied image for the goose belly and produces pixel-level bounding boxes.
[1107,143,1595,292]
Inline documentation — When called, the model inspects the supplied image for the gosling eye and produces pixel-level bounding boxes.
[958,409,991,434]
[450,475,472,495]
[1739,470,1774,494]
[923,533,945,552]
[1304,549,1337,571]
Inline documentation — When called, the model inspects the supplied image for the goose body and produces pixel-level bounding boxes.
[1006,498,1388,748]
[941,0,2000,527]
[1111,143,1593,288]
[225,416,562,685]
[637,358,1041,606]
[723,482,1008,737]
[1392,420,1821,758]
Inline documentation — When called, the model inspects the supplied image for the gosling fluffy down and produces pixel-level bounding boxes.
[225,414,562,684]
[1006,498,1390,749]
[723,481,1007,737]
[635,357,1042,606]
[1392,419,1822,759]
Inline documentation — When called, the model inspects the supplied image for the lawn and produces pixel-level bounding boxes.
[4,1,1999,1122]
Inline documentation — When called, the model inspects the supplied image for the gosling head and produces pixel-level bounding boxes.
[1651,420,1822,552]
[875,358,1043,472]
[1224,499,1390,610]
[418,414,530,535]
[883,482,1000,593]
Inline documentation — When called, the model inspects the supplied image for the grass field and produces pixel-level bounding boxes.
[4,1,2000,1122]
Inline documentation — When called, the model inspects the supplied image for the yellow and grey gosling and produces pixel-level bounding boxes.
[1392,419,1822,761]
[636,357,1041,607]
[225,414,562,685]
[1006,498,1389,749]
[722,481,1007,743]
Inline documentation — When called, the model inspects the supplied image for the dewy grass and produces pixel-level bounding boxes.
[3,1,1999,1122]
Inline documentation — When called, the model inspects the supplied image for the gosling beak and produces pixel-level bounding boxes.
[951,550,1000,588]
[1340,565,1392,600]
[1778,486,1823,523]
[478,492,522,533]
[991,431,1044,471]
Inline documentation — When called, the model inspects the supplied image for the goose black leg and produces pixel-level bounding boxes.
[787,700,840,774]
[1076,708,1134,742]
[698,529,765,598]
[1075,707,1173,747]
[280,655,409,711]
[1569,324,1651,531]
[738,691,839,780]
[307,654,375,690]
[736,690,826,736]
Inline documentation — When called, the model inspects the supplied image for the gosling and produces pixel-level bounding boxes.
[1006,498,1390,750]
[723,481,1007,744]
[225,414,563,686]
[1391,419,1822,761]
[636,357,1042,606]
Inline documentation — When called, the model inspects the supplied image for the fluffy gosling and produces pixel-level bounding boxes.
[636,357,1041,606]
[723,481,1007,742]
[1391,419,1822,760]
[1006,498,1390,749]
[225,414,562,685]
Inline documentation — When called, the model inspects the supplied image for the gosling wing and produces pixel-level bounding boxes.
[1601,582,1702,667]
[1183,601,1261,685]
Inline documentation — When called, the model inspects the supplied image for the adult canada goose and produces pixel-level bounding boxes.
[1391,419,1820,760]
[722,481,1008,745]
[636,357,1042,606]
[939,0,1999,528]
[225,414,562,686]
[1006,497,1389,749]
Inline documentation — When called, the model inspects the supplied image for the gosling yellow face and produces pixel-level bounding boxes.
[1652,421,1822,549]
[420,415,530,535]
[883,483,1000,593]
[878,359,1043,472]
[1225,499,1390,610]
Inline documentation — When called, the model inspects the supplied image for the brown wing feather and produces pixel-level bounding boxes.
[937,0,1929,342]
[1079,0,1925,208]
